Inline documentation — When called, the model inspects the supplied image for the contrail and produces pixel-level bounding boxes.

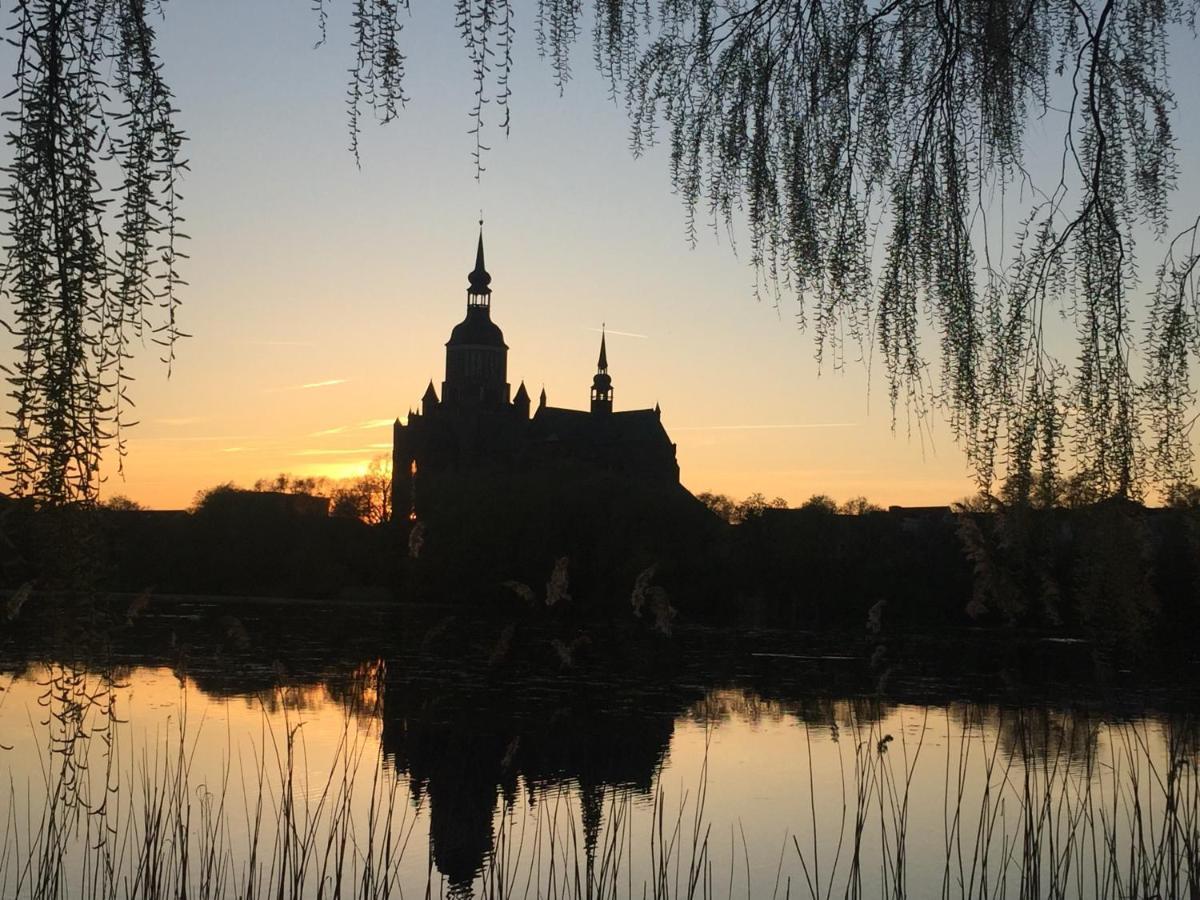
[673,423,858,431]
[266,378,349,393]
[294,447,382,457]
[588,327,648,339]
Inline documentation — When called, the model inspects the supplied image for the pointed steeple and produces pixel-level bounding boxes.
[514,380,530,418]
[422,380,439,415]
[597,326,608,373]
[467,222,492,297]
[539,386,547,409]
[591,326,613,415]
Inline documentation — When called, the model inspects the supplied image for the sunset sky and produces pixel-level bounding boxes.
[6,2,1200,509]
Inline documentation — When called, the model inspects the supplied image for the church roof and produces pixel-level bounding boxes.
[531,407,670,444]
[447,306,507,347]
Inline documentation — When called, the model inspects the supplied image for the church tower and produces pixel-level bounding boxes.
[590,329,613,415]
[442,226,510,409]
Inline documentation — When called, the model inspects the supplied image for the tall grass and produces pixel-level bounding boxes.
[790,706,1200,899]
[2,662,424,900]
[1,668,1197,899]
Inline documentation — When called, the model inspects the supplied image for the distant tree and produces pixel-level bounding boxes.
[953,493,997,514]
[101,495,143,512]
[1166,483,1200,509]
[998,471,1065,510]
[800,495,839,514]
[734,492,789,522]
[1059,471,1108,509]
[329,457,392,524]
[253,474,330,496]
[839,496,882,516]
[697,491,788,523]
[190,483,239,515]
[8,1,1200,509]
[696,492,737,523]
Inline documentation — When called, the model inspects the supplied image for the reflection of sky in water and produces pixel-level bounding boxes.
[1,664,1195,898]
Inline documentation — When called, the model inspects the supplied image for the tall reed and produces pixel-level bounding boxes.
[2,670,1196,900]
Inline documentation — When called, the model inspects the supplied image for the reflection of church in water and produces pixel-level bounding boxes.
[379,664,682,894]
[392,228,679,515]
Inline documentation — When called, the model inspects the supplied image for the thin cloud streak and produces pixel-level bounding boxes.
[674,423,858,431]
[294,447,387,457]
[139,435,255,443]
[309,419,394,437]
[266,379,349,393]
[589,327,647,339]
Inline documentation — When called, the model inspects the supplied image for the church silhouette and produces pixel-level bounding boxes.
[391,228,680,518]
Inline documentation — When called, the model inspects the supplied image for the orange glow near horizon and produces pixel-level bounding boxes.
[85,265,980,510]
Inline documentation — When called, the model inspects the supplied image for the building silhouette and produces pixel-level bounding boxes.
[392,228,679,516]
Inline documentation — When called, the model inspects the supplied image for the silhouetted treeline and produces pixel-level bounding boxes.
[0,492,398,600]
[3,485,1200,657]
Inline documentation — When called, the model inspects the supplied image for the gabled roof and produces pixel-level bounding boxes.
[530,407,670,444]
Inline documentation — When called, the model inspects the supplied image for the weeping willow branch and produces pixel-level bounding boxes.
[2,0,187,507]
[602,0,1199,499]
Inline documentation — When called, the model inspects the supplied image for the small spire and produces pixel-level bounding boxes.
[514,381,529,402]
[539,385,547,407]
[654,401,661,415]
[423,380,438,401]
[597,325,608,373]
[467,222,492,296]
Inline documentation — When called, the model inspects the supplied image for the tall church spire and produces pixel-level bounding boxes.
[591,326,613,415]
[467,221,492,300]
[444,222,509,409]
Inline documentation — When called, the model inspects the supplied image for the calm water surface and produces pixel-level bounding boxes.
[1,600,1197,899]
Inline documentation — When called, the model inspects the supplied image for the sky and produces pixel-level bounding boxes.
[6,2,1200,509]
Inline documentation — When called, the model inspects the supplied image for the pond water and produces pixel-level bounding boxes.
[1,599,1197,899]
